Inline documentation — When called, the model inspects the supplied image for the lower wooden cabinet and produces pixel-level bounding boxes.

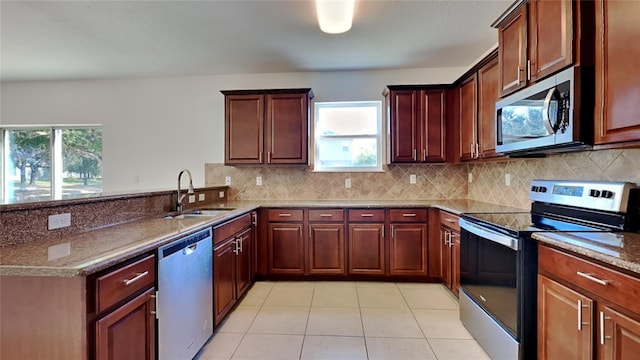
[269,223,305,274]
[348,223,385,275]
[538,244,640,359]
[388,208,428,276]
[95,287,156,360]
[213,215,254,325]
[308,223,345,275]
[434,210,460,297]
[538,274,593,360]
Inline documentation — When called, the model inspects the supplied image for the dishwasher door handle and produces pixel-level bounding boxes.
[183,243,197,256]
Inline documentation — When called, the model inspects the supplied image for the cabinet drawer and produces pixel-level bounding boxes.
[95,254,156,313]
[539,245,640,315]
[214,213,252,245]
[348,209,385,222]
[389,209,427,222]
[438,211,460,232]
[309,209,344,222]
[267,209,304,222]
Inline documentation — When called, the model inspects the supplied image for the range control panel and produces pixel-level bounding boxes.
[529,180,636,213]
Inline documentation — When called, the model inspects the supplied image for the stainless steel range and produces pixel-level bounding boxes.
[458,180,638,360]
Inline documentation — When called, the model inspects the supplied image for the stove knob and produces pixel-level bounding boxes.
[590,189,601,197]
[539,186,547,193]
[531,186,539,192]
[601,190,614,199]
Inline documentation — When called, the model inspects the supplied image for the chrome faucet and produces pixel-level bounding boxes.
[176,169,195,214]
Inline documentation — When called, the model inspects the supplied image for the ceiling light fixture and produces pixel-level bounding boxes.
[315,0,355,34]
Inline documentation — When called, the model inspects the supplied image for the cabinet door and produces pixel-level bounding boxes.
[214,239,236,325]
[348,224,385,275]
[236,227,253,298]
[389,90,419,163]
[459,75,477,161]
[308,223,345,275]
[440,226,452,288]
[599,305,640,360]
[225,94,264,164]
[265,93,308,164]
[537,275,593,360]
[498,4,528,96]
[528,0,573,83]
[451,230,460,298]
[95,288,156,360]
[594,0,640,145]
[420,90,446,162]
[477,56,502,159]
[389,223,427,276]
[269,223,305,274]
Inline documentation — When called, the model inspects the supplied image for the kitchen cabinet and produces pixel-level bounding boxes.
[91,254,157,360]
[594,0,640,146]
[385,87,446,163]
[458,52,502,162]
[495,0,591,97]
[213,213,253,325]
[477,56,502,159]
[438,210,460,297]
[222,89,313,165]
[538,244,640,359]
[308,209,345,275]
[388,209,428,276]
[348,209,386,275]
[268,209,305,275]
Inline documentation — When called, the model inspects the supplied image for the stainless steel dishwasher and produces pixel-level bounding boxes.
[157,228,213,360]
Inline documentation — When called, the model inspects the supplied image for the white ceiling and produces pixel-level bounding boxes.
[0,0,511,82]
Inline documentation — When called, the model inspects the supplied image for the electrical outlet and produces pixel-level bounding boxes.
[505,173,511,186]
[198,193,205,201]
[468,173,473,183]
[188,195,196,203]
[256,176,263,186]
[345,178,352,188]
[409,174,417,184]
[48,213,71,230]
[225,176,231,186]
[219,191,225,198]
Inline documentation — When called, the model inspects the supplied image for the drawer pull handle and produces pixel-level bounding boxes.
[278,213,292,217]
[319,214,333,217]
[577,271,609,286]
[123,271,149,286]
[360,214,374,217]
[444,218,456,223]
[402,213,417,217]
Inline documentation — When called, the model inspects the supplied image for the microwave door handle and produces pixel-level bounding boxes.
[459,218,519,251]
[543,88,557,135]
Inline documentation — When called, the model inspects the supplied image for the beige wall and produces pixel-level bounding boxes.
[206,149,640,209]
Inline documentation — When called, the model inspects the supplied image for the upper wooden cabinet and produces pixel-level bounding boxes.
[459,74,478,161]
[594,0,640,145]
[222,89,313,165]
[385,87,446,163]
[494,0,581,97]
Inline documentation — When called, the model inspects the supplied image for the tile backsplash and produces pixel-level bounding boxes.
[206,149,640,210]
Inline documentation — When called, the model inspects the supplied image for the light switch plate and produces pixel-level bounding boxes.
[48,213,71,230]
[505,173,511,186]
[410,174,417,184]
[256,176,263,186]
[219,191,225,198]
[188,195,196,203]
[468,173,473,183]
[198,193,205,201]
[345,178,352,188]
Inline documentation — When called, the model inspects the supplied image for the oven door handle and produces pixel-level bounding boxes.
[459,218,519,251]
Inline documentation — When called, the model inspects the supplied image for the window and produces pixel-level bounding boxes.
[1,126,102,204]
[314,101,383,172]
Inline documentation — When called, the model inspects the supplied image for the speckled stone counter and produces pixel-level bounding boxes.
[533,232,640,276]
[0,199,524,278]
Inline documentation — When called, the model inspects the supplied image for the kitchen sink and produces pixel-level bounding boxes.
[165,208,235,219]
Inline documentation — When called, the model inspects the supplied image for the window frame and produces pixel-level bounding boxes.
[0,124,102,204]
[313,101,383,172]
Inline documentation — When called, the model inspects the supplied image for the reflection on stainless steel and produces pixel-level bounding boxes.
[539,232,623,257]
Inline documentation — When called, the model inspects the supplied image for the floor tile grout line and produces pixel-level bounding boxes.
[228,281,275,360]
[299,283,316,360]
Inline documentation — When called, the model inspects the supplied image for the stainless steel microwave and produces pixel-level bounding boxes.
[496,66,592,155]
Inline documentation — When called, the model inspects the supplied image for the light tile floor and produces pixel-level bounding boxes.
[196,281,490,360]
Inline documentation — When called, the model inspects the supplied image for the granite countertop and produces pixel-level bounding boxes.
[533,232,640,276]
[0,199,524,278]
